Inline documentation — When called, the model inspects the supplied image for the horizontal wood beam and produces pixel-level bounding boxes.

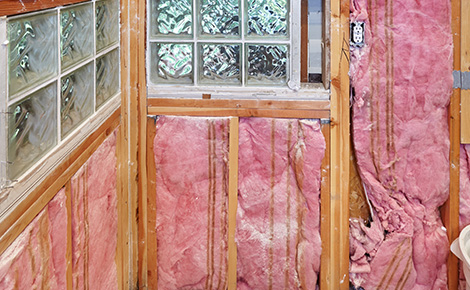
[148,98,330,111]
[0,0,89,17]
[147,106,329,119]
[0,108,120,255]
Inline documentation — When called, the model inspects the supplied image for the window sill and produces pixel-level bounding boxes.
[147,82,330,101]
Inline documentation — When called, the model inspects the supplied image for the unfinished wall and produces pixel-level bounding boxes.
[150,116,326,289]
[153,116,230,289]
[0,128,119,290]
[0,188,67,289]
[349,0,453,289]
[236,118,325,289]
[71,130,118,289]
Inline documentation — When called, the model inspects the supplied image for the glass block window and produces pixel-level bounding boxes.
[1,0,120,181]
[148,0,301,88]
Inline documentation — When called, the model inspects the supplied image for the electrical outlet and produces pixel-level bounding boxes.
[350,22,365,47]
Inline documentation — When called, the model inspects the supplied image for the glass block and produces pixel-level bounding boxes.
[246,0,288,37]
[8,11,58,97]
[199,44,241,85]
[96,0,119,52]
[96,49,120,108]
[150,43,193,84]
[151,0,192,38]
[61,3,94,71]
[61,62,94,138]
[7,83,57,179]
[246,44,288,86]
[199,0,240,37]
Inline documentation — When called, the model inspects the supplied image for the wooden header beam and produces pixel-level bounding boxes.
[148,99,330,119]
[0,0,89,17]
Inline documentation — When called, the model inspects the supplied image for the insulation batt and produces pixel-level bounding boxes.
[460,144,470,289]
[349,0,452,289]
[237,118,325,289]
[71,130,118,289]
[154,116,230,290]
[0,189,67,289]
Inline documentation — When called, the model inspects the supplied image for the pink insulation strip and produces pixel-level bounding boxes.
[460,145,470,229]
[71,130,118,290]
[0,188,67,290]
[349,0,452,289]
[236,118,325,289]
[460,144,470,289]
[154,116,230,290]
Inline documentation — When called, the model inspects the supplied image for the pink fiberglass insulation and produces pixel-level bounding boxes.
[154,116,230,290]
[460,144,470,289]
[0,188,67,289]
[460,145,470,229]
[237,118,325,289]
[71,130,118,290]
[349,0,452,289]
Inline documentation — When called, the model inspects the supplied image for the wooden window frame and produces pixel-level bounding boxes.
[146,0,330,100]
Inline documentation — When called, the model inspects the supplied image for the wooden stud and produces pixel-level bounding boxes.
[227,117,239,290]
[461,0,470,143]
[120,0,143,285]
[441,0,461,289]
[0,109,120,256]
[137,0,148,285]
[329,0,350,288]
[119,0,131,286]
[147,107,329,119]
[320,123,331,289]
[146,117,158,290]
[148,98,330,111]
[66,181,73,290]
[0,0,89,17]
[202,94,212,99]
[116,125,125,290]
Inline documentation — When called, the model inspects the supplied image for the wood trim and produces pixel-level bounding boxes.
[0,0,89,17]
[147,107,329,119]
[227,117,239,290]
[66,180,73,290]
[301,0,309,82]
[146,117,158,290]
[329,0,350,288]
[442,0,461,289]
[320,123,331,289]
[0,108,120,255]
[148,98,330,111]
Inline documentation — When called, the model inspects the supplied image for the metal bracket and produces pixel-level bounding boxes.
[453,71,470,90]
